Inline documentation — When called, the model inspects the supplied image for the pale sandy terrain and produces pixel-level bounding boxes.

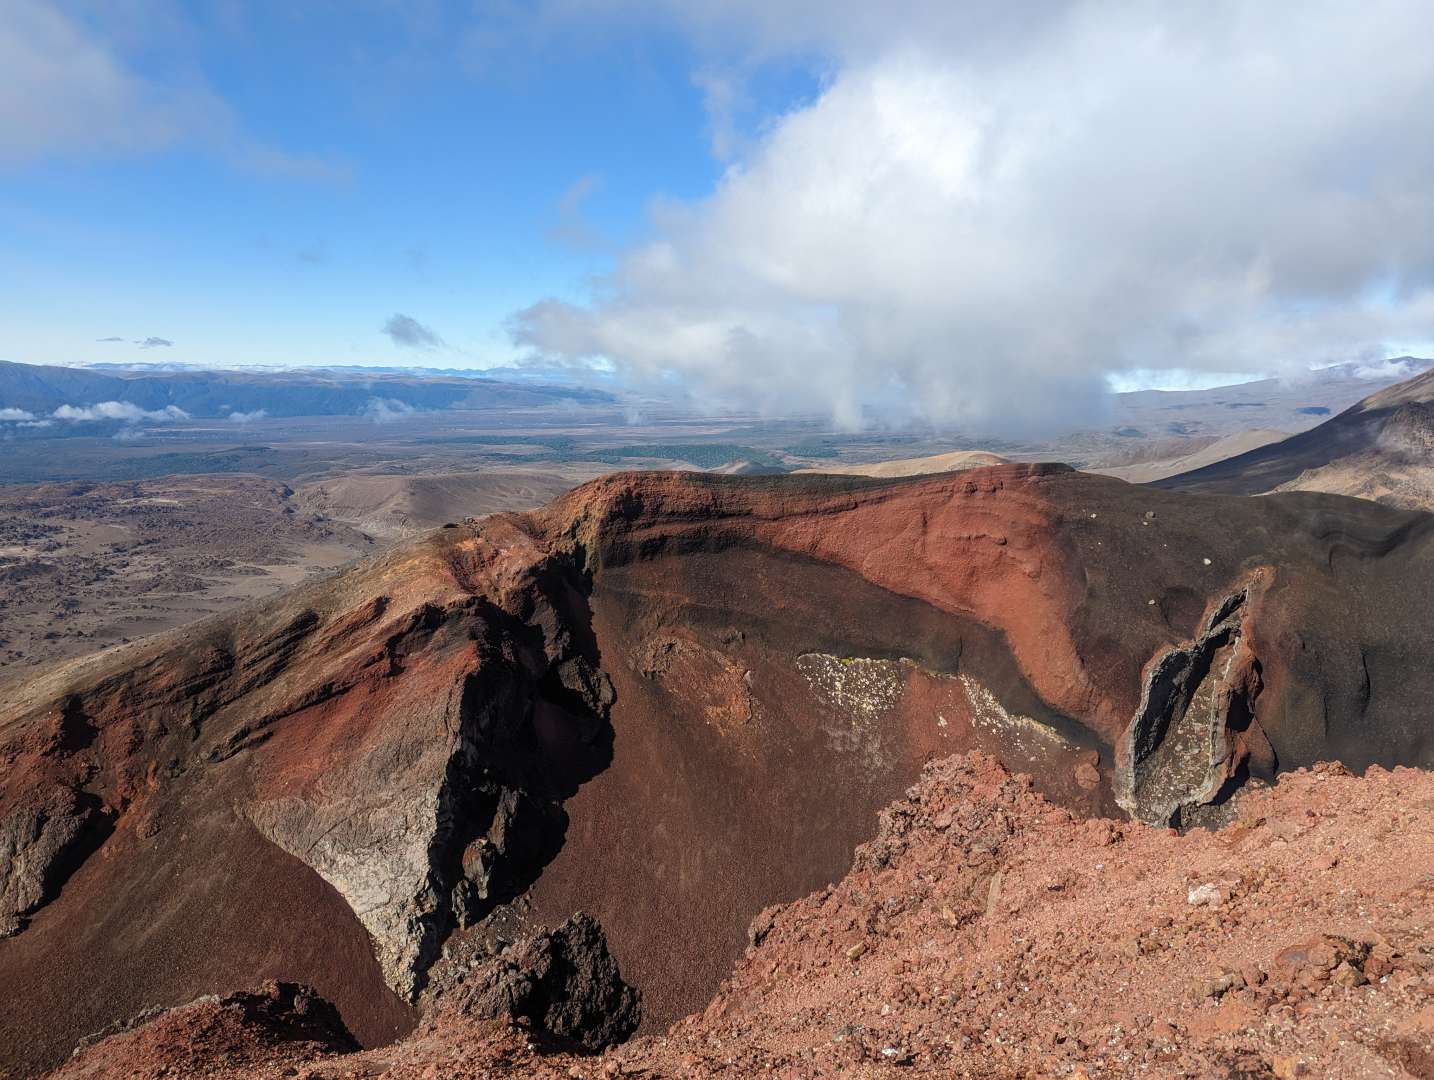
[797,449,1009,478]
[1270,454,1434,508]
[1093,429,1290,483]
[293,467,608,541]
[1161,367,1434,510]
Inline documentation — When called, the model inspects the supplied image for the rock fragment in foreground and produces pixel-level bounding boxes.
[53,981,357,1079]
[431,912,641,1053]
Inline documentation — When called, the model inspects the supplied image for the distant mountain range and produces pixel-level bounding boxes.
[0,359,613,425]
[1110,356,1434,438]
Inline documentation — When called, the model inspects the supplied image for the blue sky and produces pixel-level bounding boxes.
[0,3,813,369]
[4,2,1434,424]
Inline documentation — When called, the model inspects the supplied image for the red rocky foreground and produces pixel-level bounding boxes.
[50,753,1434,1078]
[4,465,1434,1074]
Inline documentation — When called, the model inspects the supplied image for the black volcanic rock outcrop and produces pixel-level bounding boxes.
[2,464,1433,1075]
[431,913,640,1052]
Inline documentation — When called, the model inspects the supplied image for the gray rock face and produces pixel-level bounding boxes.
[1117,583,1268,826]
[435,913,641,1052]
[248,557,616,1002]
[0,786,97,938]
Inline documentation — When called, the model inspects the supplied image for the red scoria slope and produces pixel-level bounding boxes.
[53,752,1434,1079]
[4,464,1434,1074]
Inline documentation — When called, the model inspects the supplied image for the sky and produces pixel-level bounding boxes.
[4,1,1434,426]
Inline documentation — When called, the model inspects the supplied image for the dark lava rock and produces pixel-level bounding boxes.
[438,913,640,1052]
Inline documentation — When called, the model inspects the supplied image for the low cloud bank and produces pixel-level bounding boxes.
[52,401,190,422]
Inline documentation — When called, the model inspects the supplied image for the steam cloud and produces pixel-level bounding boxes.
[510,1,1434,429]
[363,397,418,423]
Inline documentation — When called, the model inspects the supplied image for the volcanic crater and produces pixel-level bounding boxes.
[3,463,1434,1076]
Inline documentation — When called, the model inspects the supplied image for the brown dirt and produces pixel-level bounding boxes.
[0,474,375,679]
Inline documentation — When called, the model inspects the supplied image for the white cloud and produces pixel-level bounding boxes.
[53,401,190,422]
[0,0,345,178]
[363,397,418,423]
[227,409,267,423]
[511,1,1434,428]
[0,408,36,421]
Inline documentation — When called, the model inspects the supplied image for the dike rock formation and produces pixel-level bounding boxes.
[3,464,1434,1075]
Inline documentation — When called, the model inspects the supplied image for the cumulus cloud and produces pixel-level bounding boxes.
[136,336,173,349]
[363,397,418,423]
[382,313,444,350]
[510,1,1434,428]
[227,409,267,423]
[0,408,36,421]
[53,401,190,422]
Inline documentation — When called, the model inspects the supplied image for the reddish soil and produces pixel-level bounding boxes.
[51,753,1434,1079]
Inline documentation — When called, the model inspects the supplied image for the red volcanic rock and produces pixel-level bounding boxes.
[57,753,1434,1078]
[51,981,356,1079]
[3,465,1434,1074]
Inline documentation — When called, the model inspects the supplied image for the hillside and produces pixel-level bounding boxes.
[293,469,607,541]
[1159,368,1434,508]
[1093,429,1290,483]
